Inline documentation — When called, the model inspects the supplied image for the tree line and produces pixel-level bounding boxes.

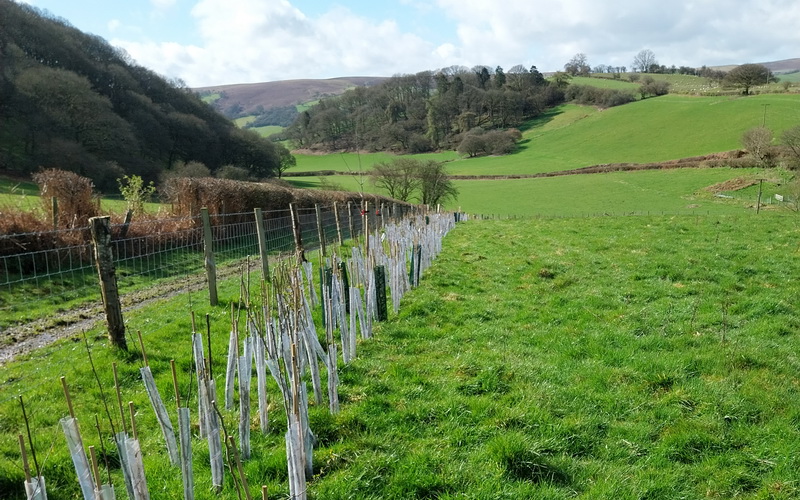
[284,65,565,154]
[0,0,291,190]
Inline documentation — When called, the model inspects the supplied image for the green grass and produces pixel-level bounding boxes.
[451,167,770,216]
[2,213,799,498]
[571,76,640,91]
[0,179,40,211]
[200,92,221,104]
[234,115,257,127]
[290,151,460,174]
[289,93,800,180]
[286,166,773,217]
[778,72,800,83]
[249,125,283,137]
[444,94,800,176]
[297,100,319,112]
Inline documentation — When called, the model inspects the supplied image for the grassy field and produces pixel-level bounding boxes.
[289,94,800,180]
[1,213,798,498]
[571,76,640,91]
[285,167,786,216]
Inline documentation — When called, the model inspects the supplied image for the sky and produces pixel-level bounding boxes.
[18,0,800,88]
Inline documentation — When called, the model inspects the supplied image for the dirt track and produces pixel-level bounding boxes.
[0,258,260,365]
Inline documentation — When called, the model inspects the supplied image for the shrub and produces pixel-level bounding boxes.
[216,165,253,181]
[118,174,156,215]
[32,168,98,227]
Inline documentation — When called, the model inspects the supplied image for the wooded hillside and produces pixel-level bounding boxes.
[0,0,289,190]
[285,66,567,153]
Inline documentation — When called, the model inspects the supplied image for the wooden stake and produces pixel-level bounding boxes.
[19,396,41,480]
[61,376,75,419]
[89,445,102,490]
[128,402,138,441]
[228,436,253,500]
[18,434,31,482]
[112,363,127,434]
[136,330,148,367]
[170,360,181,409]
[262,484,268,500]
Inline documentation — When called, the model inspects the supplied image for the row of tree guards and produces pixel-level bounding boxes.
[16,208,465,499]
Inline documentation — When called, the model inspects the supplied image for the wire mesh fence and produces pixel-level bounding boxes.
[0,202,388,331]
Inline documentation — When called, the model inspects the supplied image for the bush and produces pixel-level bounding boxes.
[32,168,98,227]
[161,161,212,182]
[216,165,253,181]
[565,84,635,108]
[458,128,521,158]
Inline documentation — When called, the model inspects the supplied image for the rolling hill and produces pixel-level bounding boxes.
[197,76,388,117]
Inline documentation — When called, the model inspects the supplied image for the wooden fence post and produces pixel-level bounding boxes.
[89,216,127,350]
[201,208,218,306]
[120,209,133,239]
[289,203,305,263]
[333,202,343,247]
[253,208,270,281]
[315,203,326,257]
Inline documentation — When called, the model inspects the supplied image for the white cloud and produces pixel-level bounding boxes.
[112,0,800,86]
[107,19,121,33]
[434,0,800,72]
[116,0,445,86]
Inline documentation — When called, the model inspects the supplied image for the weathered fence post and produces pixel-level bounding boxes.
[89,216,127,350]
[289,203,305,263]
[200,208,218,306]
[333,202,343,247]
[120,210,133,239]
[254,208,270,281]
[315,203,327,257]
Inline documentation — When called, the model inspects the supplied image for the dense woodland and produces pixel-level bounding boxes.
[0,0,290,190]
[284,66,566,153]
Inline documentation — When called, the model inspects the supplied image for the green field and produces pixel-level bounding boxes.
[285,93,800,216]
[292,151,461,173]
[779,72,800,83]
[290,94,800,179]
[2,213,799,498]
[571,76,640,91]
[234,115,257,127]
[286,167,782,216]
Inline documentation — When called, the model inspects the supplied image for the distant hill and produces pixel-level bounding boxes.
[198,57,799,127]
[711,58,800,74]
[196,77,388,122]
[759,58,800,74]
[0,0,289,189]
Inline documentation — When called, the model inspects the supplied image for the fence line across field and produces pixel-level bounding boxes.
[0,203,394,331]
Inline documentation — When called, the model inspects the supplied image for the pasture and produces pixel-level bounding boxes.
[1,213,798,499]
[291,94,800,180]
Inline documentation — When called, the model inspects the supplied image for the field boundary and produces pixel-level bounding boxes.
[284,150,752,181]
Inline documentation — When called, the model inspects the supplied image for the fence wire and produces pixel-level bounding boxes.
[0,203,397,330]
